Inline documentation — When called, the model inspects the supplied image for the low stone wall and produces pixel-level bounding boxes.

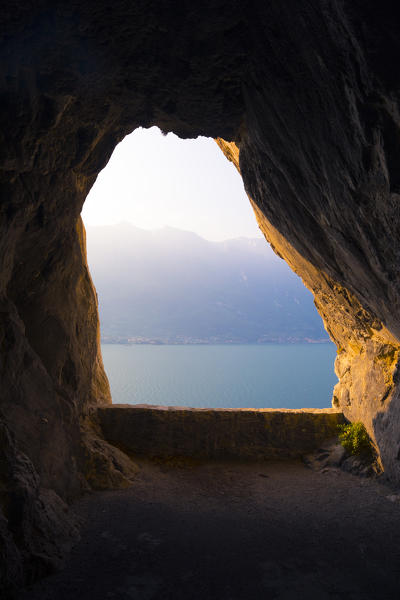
[97,404,345,461]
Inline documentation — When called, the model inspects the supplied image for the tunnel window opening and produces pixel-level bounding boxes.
[82,127,337,409]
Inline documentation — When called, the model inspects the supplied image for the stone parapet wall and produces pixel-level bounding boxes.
[97,405,345,461]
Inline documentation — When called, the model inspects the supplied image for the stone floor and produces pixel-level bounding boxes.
[19,459,400,600]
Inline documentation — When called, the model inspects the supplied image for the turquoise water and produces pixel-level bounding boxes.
[101,343,338,409]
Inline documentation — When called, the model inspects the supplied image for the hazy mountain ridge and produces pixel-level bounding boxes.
[85,223,330,344]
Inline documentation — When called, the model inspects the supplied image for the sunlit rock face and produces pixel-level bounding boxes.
[1,0,400,592]
[217,2,400,480]
[218,139,400,480]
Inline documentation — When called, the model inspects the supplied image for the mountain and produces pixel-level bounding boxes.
[85,223,330,344]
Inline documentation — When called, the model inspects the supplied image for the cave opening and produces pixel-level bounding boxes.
[81,127,337,410]
[5,5,400,594]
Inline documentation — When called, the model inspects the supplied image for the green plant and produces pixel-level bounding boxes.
[338,422,373,457]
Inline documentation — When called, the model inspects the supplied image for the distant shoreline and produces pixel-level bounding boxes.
[101,338,332,346]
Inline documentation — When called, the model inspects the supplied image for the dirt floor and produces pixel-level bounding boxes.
[18,458,400,600]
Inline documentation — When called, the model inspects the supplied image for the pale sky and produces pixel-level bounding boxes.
[81,126,263,241]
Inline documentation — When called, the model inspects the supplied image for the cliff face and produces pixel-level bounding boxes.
[218,139,400,478]
[219,2,400,478]
[1,0,400,592]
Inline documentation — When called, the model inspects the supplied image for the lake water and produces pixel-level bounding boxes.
[101,343,338,409]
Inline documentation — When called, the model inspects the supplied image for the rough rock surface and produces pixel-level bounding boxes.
[218,138,400,480]
[303,437,380,478]
[2,0,400,592]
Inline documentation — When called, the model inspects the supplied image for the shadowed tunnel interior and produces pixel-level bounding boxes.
[2,1,400,593]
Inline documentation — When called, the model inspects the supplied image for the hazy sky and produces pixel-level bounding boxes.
[81,126,263,241]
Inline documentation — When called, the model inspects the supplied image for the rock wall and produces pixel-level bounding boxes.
[217,139,400,478]
[2,0,400,592]
[98,405,345,461]
[219,0,400,477]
